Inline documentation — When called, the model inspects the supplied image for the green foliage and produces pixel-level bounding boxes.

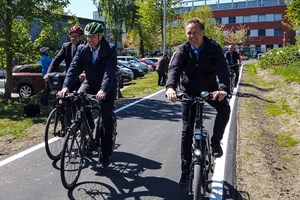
[0,97,48,138]
[276,133,299,147]
[272,63,300,84]
[265,98,293,116]
[265,102,282,116]
[121,72,161,98]
[0,0,69,98]
[285,0,300,31]
[258,45,300,69]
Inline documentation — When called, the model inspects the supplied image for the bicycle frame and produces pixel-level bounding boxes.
[178,92,214,198]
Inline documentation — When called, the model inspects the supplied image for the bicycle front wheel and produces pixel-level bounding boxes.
[193,163,205,200]
[60,123,83,189]
[44,107,68,160]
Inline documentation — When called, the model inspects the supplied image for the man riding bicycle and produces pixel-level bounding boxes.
[44,26,86,91]
[165,18,231,189]
[225,45,241,87]
[58,22,118,168]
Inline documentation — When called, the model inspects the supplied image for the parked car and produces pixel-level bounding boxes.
[117,60,144,79]
[140,58,157,70]
[12,63,66,98]
[117,56,149,73]
[12,64,45,98]
[118,66,134,83]
[0,67,6,78]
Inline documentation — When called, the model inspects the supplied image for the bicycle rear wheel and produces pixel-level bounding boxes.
[193,163,205,200]
[111,113,117,151]
[44,107,69,160]
[60,123,83,189]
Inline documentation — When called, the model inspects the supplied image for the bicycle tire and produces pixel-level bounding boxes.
[44,107,69,160]
[193,163,205,200]
[111,113,117,151]
[60,123,84,189]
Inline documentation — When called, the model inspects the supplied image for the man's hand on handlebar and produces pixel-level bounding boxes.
[166,88,177,103]
[212,91,227,101]
[57,87,69,98]
[96,90,106,100]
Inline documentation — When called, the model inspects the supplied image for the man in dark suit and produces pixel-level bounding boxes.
[44,26,85,91]
[58,22,118,168]
[225,45,241,87]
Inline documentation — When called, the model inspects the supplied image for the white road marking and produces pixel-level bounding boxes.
[0,89,165,167]
[210,64,244,199]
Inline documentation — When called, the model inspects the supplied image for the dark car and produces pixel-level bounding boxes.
[12,63,65,98]
[117,60,144,79]
[12,64,45,98]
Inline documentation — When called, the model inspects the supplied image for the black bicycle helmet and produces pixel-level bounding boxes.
[84,22,104,35]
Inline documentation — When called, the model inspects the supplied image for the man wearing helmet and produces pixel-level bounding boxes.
[44,26,85,91]
[59,22,118,168]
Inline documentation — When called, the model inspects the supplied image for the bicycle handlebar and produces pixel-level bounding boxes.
[176,91,213,103]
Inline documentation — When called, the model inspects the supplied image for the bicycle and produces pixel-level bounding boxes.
[227,64,236,96]
[177,91,214,200]
[60,92,117,189]
[44,96,75,160]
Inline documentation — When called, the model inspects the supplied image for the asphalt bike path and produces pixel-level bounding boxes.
[0,85,239,199]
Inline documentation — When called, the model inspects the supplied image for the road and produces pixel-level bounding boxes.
[0,89,237,200]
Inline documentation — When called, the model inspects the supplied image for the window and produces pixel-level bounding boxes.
[266,14,274,21]
[250,29,258,37]
[258,15,266,22]
[250,15,258,23]
[244,16,250,23]
[266,29,274,36]
[274,14,282,21]
[274,28,282,36]
[215,18,222,24]
[258,29,266,36]
[236,16,243,23]
[266,44,274,49]
[229,17,236,24]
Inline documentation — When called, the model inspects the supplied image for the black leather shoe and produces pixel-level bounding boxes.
[102,156,111,168]
[211,143,223,158]
[179,172,189,190]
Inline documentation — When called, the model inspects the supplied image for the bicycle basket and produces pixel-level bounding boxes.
[48,72,66,90]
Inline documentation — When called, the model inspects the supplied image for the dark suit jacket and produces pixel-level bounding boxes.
[63,38,117,94]
[48,41,83,73]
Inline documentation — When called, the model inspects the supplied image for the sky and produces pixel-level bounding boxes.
[64,0,97,19]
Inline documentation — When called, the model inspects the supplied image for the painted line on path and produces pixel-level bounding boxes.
[0,89,165,167]
[210,64,244,199]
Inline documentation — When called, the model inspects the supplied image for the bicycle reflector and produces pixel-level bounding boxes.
[194,149,201,157]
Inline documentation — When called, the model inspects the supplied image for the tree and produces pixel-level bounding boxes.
[0,0,69,98]
[285,0,300,44]
[285,0,300,30]
[167,6,224,48]
[96,0,137,50]
[135,0,177,55]
[223,24,249,46]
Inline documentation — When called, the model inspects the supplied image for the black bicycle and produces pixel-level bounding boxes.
[228,64,239,96]
[44,96,75,160]
[60,92,117,189]
[177,92,214,200]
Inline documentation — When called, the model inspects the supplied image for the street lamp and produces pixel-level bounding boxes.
[283,31,286,48]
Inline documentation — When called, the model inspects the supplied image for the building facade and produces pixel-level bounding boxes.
[176,0,295,55]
